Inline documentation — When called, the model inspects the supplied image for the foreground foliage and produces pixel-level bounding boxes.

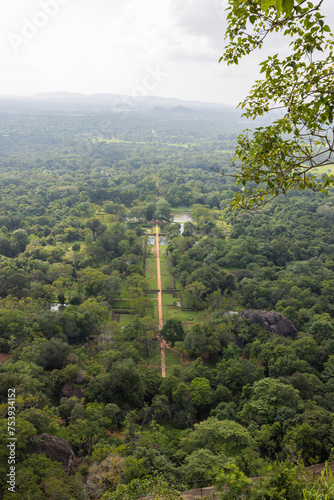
[0,102,334,498]
[220,1,334,209]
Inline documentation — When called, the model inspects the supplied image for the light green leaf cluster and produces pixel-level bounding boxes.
[261,0,294,16]
[220,1,334,209]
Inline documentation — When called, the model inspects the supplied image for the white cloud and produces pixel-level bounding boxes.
[106,0,221,63]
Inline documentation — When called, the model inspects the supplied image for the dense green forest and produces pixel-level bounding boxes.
[0,100,334,499]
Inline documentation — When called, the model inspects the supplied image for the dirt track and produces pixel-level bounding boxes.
[155,223,166,378]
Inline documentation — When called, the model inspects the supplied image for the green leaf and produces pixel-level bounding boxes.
[282,0,294,16]
[275,0,283,14]
[261,0,275,13]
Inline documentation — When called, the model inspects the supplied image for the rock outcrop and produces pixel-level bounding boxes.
[73,370,86,384]
[60,383,84,400]
[27,434,76,473]
[242,310,297,336]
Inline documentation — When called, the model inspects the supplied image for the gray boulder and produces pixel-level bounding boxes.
[27,434,77,473]
[242,309,297,336]
[60,383,84,400]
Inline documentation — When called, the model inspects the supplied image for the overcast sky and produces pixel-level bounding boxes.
[1,0,334,105]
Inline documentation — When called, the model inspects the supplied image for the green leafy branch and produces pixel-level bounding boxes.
[218,0,334,209]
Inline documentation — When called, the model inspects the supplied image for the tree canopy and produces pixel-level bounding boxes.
[218,0,334,209]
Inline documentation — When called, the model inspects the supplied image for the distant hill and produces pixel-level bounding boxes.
[31,91,238,113]
[33,91,91,101]
[0,92,277,126]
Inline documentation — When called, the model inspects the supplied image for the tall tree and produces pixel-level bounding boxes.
[155,199,173,222]
[161,319,184,347]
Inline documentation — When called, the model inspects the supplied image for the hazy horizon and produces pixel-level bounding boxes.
[1,1,334,105]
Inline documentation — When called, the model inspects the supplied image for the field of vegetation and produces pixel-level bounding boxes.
[0,102,334,499]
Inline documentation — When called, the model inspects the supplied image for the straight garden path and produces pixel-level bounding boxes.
[155,223,166,378]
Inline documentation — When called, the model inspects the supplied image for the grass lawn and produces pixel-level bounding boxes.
[153,303,159,322]
[163,294,176,306]
[159,243,174,288]
[161,270,174,290]
[145,258,158,290]
[142,225,154,234]
[165,349,182,369]
[160,255,171,271]
[137,342,183,372]
[160,256,169,271]
[119,314,136,324]
[162,304,171,321]
[173,341,184,349]
[145,257,156,274]
[167,309,199,323]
